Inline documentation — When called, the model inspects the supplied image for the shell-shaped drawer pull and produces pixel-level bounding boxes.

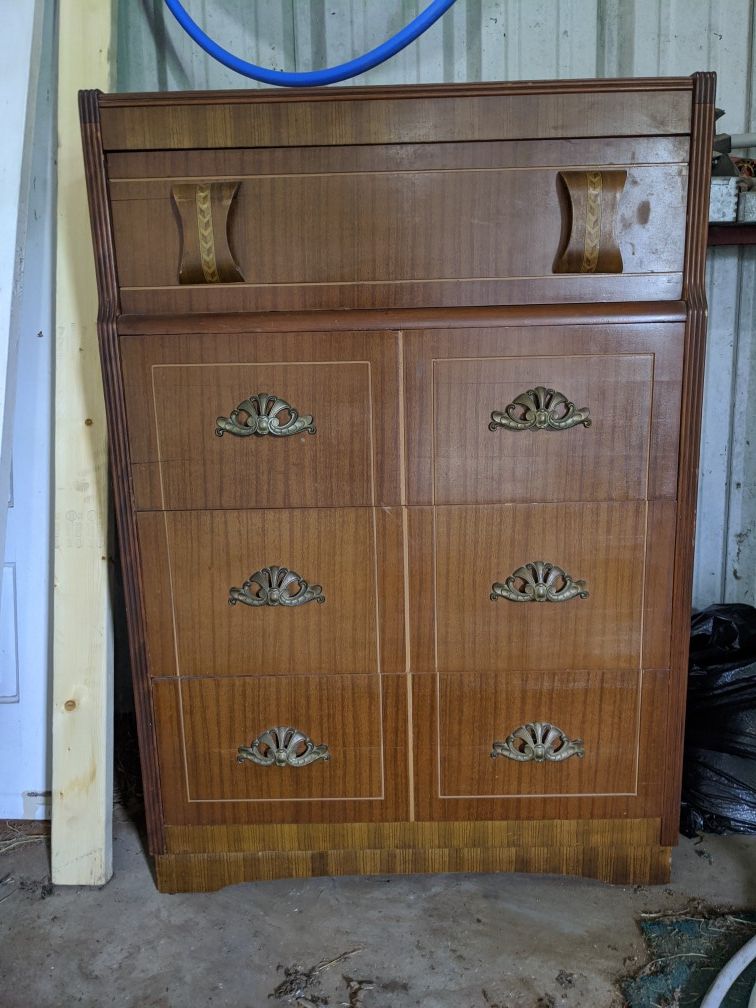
[228,566,325,608]
[489,386,591,432]
[237,726,330,768]
[215,392,316,438]
[491,561,588,604]
[491,722,585,763]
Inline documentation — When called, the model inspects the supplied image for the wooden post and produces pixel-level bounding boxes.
[52,0,115,886]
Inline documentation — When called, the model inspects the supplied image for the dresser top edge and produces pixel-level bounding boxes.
[87,76,704,153]
[96,76,696,109]
[116,302,688,337]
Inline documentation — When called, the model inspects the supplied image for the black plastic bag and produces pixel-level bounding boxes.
[680,603,756,836]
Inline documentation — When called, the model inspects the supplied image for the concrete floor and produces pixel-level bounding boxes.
[1,810,755,1008]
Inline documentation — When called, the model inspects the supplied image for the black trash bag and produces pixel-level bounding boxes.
[680,603,756,836]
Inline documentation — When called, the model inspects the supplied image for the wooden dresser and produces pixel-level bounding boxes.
[80,76,714,893]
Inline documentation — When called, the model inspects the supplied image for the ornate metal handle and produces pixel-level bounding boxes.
[491,722,584,763]
[216,392,316,437]
[229,566,325,607]
[489,386,591,432]
[491,561,588,603]
[237,726,330,768]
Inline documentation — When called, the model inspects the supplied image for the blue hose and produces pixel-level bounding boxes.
[164,0,458,87]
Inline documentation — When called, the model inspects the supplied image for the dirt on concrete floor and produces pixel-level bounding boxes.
[0,810,754,1008]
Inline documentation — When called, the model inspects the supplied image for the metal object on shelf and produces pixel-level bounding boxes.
[709,177,738,223]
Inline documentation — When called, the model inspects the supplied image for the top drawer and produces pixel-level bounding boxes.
[108,140,688,315]
[94,81,695,315]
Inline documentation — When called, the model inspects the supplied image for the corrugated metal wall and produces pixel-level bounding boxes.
[118,0,756,607]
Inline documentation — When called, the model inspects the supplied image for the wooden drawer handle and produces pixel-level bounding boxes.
[553,169,626,274]
[490,561,588,603]
[237,726,330,768]
[489,386,591,432]
[172,180,245,285]
[215,392,316,438]
[228,565,325,607]
[491,722,584,763]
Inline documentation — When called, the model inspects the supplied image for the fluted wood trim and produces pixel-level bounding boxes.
[79,90,165,855]
[661,71,716,846]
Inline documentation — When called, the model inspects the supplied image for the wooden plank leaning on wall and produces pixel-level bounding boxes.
[52,0,115,885]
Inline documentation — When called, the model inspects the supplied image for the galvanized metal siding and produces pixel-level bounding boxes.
[118,0,756,607]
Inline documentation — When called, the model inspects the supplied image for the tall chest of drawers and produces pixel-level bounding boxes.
[81,75,714,892]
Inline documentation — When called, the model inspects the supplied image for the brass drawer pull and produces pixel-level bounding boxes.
[491,561,588,603]
[491,722,584,763]
[215,392,316,438]
[489,386,591,432]
[229,566,325,607]
[237,726,330,768]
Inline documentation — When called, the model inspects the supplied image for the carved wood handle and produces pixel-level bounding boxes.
[554,169,626,274]
[172,181,245,284]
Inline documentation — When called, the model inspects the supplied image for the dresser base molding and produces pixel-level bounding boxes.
[155,818,669,892]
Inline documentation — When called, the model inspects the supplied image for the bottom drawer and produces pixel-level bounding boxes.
[154,674,385,807]
[436,671,640,799]
[411,669,655,817]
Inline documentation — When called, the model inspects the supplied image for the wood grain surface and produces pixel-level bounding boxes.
[404,323,684,505]
[168,674,383,803]
[430,502,650,673]
[155,840,671,892]
[107,135,690,181]
[121,329,401,509]
[118,273,685,316]
[434,353,653,503]
[109,164,686,293]
[437,669,640,798]
[117,302,688,336]
[153,674,409,825]
[137,507,405,678]
[406,500,676,677]
[98,80,693,152]
[412,668,670,824]
[164,815,662,854]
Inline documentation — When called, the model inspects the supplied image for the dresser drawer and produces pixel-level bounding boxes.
[433,670,641,799]
[138,507,405,678]
[405,324,683,504]
[408,501,674,674]
[120,330,400,510]
[110,147,686,315]
[154,674,384,804]
[102,80,693,316]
